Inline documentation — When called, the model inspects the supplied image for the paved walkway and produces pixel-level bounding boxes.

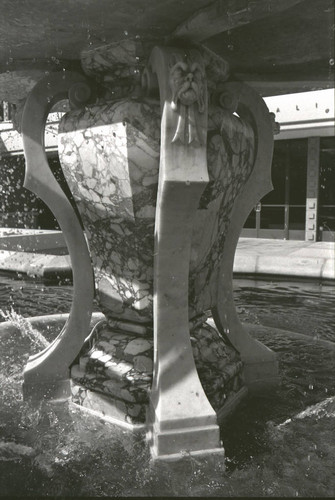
[0,230,334,281]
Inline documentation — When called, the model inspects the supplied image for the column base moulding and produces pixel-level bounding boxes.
[70,386,146,432]
[149,446,225,463]
[69,316,247,432]
[147,413,224,461]
[70,381,249,432]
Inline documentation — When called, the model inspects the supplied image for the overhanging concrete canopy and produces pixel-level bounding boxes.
[0,0,333,103]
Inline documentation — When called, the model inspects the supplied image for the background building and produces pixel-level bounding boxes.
[1,88,335,241]
[242,89,335,242]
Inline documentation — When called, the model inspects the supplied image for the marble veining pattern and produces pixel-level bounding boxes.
[71,317,244,423]
[58,95,255,424]
[59,99,255,322]
[189,108,255,316]
[59,99,161,322]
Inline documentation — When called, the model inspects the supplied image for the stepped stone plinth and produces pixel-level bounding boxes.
[70,316,245,428]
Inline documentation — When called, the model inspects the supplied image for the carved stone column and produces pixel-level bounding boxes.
[21,41,278,460]
[143,46,223,459]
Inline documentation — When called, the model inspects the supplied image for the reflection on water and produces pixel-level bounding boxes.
[225,277,335,471]
[1,274,334,339]
[0,274,73,320]
[234,278,335,342]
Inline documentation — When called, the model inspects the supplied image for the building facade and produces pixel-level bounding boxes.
[242,89,335,241]
[1,88,335,241]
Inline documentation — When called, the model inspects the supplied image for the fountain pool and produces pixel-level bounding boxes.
[1,273,334,342]
[0,273,334,497]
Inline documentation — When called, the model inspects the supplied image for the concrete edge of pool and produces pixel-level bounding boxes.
[0,231,334,280]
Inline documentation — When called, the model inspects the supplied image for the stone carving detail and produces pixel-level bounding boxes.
[216,89,239,113]
[21,72,95,399]
[170,61,205,110]
[169,60,205,144]
[22,43,278,460]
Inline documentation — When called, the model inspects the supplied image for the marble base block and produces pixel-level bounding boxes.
[70,317,247,429]
[149,420,223,459]
[71,384,146,430]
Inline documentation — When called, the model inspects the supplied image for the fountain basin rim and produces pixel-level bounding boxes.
[1,313,334,352]
[0,312,105,340]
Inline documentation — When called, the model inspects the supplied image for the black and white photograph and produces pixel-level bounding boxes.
[0,0,334,497]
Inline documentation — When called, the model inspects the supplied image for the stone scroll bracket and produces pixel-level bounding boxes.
[21,72,95,401]
[211,81,279,393]
[144,46,224,460]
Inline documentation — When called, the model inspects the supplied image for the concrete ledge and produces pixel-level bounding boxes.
[0,229,69,278]
[234,254,334,280]
[0,229,67,253]
[234,238,335,280]
[0,249,71,277]
[0,232,334,281]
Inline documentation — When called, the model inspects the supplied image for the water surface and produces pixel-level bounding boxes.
[0,273,334,496]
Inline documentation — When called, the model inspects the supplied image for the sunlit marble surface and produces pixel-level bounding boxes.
[71,316,244,425]
[59,99,254,322]
[59,99,161,322]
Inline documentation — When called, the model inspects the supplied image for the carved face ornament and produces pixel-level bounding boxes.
[170,61,205,113]
[169,61,205,145]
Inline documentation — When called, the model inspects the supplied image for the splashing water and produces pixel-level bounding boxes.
[0,307,49,349]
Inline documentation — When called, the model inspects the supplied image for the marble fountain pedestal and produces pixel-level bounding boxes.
[21,43,279,460]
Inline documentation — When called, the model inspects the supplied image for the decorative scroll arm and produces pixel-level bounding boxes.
[22,72,95,400]
[211,81,279,391]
